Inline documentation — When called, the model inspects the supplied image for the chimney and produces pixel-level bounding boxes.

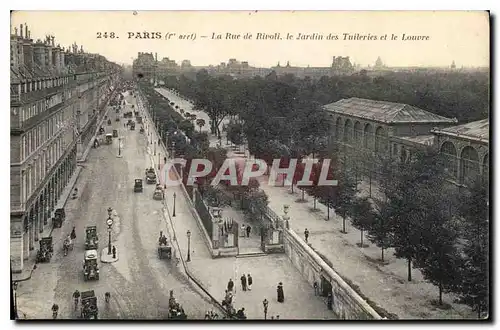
[34,40,46,70]
[46,40,53,68]
[20,24,23,38]
[23,36,34,72]
[24,23,28,40]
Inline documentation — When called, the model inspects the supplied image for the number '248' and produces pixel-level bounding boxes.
[96,32,117,39]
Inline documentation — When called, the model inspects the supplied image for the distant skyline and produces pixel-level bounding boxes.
[11,11,489,68]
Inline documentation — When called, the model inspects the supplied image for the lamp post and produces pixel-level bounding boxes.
[263,299,268,320]
[282,204,290,230]
[158,152,161,170]
[173,192,177,217]
[186,230,191,262]
[107,207,114,255]
[118,137,122,157]
[13,281,18,319]
[154,142,156,156]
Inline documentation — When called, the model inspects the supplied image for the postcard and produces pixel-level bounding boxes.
[9,10,490,321]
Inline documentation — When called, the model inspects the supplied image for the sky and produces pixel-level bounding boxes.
[11,11,489,68]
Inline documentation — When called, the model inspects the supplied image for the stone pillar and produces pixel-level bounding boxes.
[49,179,55,212]
[23,218,30,260]
[11,217,24,272]
[56,167,62,201]
[28,211,34,251]
[34,202,39,241]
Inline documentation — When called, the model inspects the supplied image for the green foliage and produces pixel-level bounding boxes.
[351,197,377,246]
[456,179,489,317]
[227,122,244,146]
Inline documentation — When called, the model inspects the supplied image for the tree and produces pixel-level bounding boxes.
[351,197,376,247]
[388,149,447,282]
[456,179,489,318]
[196,118,206,132]
[334,167,358,234]
[414,193,461,305]
[227,122,244,146]
[368,199,394,262]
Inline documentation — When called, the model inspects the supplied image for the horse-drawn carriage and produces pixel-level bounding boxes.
[168,290,187,319]
[107,119,112,126]
[112,129,118,138]
[85,226,99,250]
[153,184,165,200]
[83,250,99,281]
[139,126,144,134]
[145,168,156,184]
[99,127,105,135]
[36,237,53,263]
[130,122,136,130]
[80,290,98,319]
[105,134,113,145]
[115,117,120,122]
[158,235,172,259]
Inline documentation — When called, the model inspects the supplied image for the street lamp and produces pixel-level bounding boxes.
[173,192,177,217]
[13,281,18,319]
[118,137,122,157]
[106,210,114,255]
[186,230,191,262]
[154,142,156,156]
[263,299,269,320]
[158,152,161,170]
[282,204,290,230]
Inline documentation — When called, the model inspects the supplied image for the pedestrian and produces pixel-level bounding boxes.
[246,225,251,238]
[227,279,234,292]
[304,228,310,243]
[313,281,319,296]
[247,274,253,291]
[277,282,284,303]
[241,224,246,237]
[240,274,247,291]
[112,246,117,259]
[327,292,333,310]
[276,315,280,320]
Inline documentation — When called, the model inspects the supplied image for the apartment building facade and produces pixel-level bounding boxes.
[10,24,121,272]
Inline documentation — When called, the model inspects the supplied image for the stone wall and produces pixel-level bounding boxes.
[283,229,382,320]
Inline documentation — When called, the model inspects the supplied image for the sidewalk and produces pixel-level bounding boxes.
[13,165,82,282]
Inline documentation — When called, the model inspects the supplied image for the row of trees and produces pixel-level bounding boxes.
[140,82,271,226]
[340,147,489,317]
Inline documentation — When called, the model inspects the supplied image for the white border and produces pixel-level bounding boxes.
[2,1,497,330]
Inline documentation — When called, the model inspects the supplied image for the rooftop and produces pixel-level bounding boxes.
[433,118,489,141]
[324,98,458,124]
[393,135,435,146]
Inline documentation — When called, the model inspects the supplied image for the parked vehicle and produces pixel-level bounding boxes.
[153,184,165,200]
[36,237,53,263]
[53,208,65,228]
[145,168,156,184]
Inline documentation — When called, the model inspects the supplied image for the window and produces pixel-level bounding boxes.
[21,135,26,161]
